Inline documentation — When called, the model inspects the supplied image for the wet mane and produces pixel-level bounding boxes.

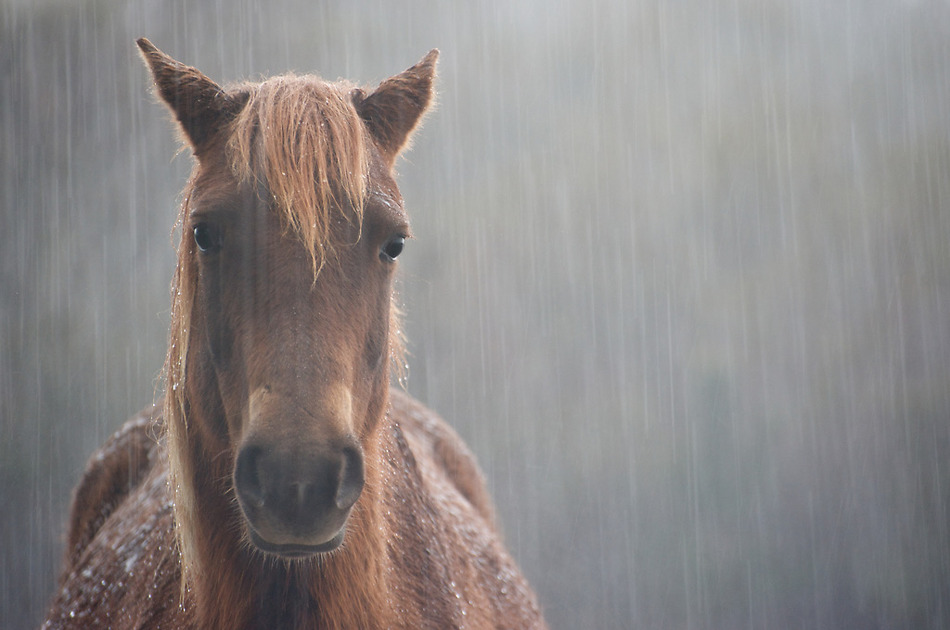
[227,74,368,270]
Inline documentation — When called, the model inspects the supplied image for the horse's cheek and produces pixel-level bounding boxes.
[206,313,236,370]
[194,265,236,370]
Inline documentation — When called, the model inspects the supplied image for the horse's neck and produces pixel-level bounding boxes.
[184,425,394,630]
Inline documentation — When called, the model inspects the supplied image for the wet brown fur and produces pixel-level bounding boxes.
[43,39,545,629]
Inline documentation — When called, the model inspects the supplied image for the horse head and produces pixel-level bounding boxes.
[137,38,436,559]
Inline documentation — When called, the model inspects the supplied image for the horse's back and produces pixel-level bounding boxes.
[44,406,188,629]
[59,407,159,570]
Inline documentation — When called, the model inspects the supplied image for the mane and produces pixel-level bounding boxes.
[161,73,404,587]
[228,74,368,271]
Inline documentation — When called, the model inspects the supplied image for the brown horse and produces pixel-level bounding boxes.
[43,39,546,630]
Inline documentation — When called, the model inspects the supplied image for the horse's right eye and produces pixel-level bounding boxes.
[193,223,219,253]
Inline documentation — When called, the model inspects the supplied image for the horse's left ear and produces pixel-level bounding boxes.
[136,38,245,152]
[354,50,438,165]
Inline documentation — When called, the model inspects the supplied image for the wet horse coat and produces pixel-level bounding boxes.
[43,40,545,629]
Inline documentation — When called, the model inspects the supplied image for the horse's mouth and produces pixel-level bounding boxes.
[247,527,346,558]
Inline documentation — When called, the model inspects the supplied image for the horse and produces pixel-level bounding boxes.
[43,39,546,630]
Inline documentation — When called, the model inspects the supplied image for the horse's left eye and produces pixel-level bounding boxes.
[380,236,405,262]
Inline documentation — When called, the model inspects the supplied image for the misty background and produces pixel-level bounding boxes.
[3,0,949,628]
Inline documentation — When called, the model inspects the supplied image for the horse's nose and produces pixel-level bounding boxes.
[234,440,364,551]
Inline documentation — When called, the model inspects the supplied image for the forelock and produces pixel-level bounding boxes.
[225,75,368,271]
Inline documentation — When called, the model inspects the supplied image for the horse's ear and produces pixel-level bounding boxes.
[354,50,438,164]
[136,38,244,151]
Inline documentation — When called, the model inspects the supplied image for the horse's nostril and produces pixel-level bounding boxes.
[235,445,265,508]
[336,446,364,511]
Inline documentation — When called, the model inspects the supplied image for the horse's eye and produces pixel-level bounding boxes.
[380,236,405,262]
[193,223,219,253]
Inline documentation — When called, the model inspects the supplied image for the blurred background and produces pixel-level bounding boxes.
[3,0,950,628]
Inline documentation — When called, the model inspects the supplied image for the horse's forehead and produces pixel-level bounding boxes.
[368,189,400,211]
[364,145,406,210]
[187,170,407,228]
[186,117,408,224]
[188,166,251,213]
[366,163,404,212]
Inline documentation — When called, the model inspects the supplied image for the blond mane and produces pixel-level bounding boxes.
[229,74,369,271]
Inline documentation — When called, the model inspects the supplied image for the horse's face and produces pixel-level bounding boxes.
[188,155,405,555]
[138,39,436,558]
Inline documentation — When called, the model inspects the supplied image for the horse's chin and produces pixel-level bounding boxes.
[247,527,346,558]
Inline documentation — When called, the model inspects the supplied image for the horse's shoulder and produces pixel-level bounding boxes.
[62,404,163,571]
[387,387,496,526]
[384,389,548,628]
[45,404,187,630]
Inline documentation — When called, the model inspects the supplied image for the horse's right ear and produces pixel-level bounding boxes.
[136,38,244,151]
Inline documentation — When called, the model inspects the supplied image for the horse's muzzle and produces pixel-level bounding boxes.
[234,439,364,556]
